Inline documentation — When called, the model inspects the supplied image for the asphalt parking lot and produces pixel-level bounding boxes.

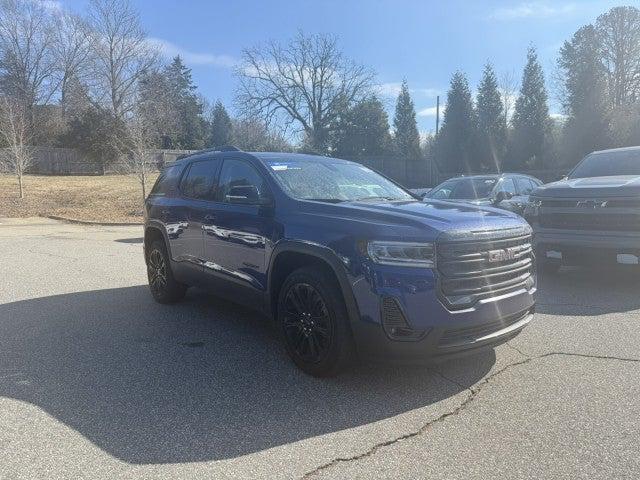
[1,218,639,479]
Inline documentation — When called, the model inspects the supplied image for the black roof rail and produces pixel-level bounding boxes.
[175,145,242,161]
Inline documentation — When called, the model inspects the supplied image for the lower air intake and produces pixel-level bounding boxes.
[381,297,427,341]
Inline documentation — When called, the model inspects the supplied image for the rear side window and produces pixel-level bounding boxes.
[150,164,183,196]
[180,160,218,200]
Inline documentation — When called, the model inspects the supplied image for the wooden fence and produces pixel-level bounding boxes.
[6,147,567,187]
[11,147,197,175]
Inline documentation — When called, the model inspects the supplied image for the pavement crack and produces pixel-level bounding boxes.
[301,351,639,478]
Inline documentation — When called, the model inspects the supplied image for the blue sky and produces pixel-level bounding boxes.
[64,0,628,132]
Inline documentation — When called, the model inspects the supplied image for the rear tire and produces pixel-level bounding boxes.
[146,240,187,304]
[277,266,355,377]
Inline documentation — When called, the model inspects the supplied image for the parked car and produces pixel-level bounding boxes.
[527,146,640,273]
[409,187,432,197]
[424,174,543,215]
[144,148,536,376]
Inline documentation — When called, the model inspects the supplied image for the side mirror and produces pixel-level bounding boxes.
[494,191,513,203]
[225,185,270,205]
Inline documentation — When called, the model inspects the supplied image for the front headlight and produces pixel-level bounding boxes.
[367,241,435,267]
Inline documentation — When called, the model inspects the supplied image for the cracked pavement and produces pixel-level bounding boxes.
[1,218,639,479]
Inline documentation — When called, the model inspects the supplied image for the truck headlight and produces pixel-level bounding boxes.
[367,241,435,267]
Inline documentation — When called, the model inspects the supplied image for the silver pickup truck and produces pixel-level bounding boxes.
[527,146,640,272]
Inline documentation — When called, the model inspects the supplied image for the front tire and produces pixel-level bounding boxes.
[146,240,187,303]
[277,266,355,377]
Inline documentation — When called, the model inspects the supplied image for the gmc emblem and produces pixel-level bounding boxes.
[488,247,518,263]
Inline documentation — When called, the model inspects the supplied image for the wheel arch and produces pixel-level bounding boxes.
[267,241,361,327]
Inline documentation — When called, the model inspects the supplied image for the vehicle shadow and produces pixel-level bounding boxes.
[0,286,494,465]
[537,266,640,316]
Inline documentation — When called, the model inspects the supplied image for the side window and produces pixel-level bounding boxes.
[150,164,183,196]
[516,177,534,195]
[217,159,270,204]
[497,178,517,195]
[180,160,218,200]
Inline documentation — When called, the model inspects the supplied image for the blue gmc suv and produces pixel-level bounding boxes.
[144,148,536,376]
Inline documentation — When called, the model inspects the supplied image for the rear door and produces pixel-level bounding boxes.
[167,158,220,276]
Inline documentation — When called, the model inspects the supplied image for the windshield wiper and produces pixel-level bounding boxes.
[305,198,346,203]
[354,195,401,202]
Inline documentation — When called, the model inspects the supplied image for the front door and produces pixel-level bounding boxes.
[202,158,275,302]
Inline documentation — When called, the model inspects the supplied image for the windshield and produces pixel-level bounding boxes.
[264,159,414,202]
[427,177,497,200]
[569,150,640,179]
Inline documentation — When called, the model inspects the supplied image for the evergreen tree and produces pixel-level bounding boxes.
[393,80,421,159]
[138,56,206,149]
[509,47,550,169]
[164,56,206,149]
[333,96,391,157]
[209,100,233,147]
[476,63,506,172]
[436,71,477,173]
[558,25,610,165]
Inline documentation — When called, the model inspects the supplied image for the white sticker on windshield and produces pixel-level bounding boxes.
[271,165,288,171]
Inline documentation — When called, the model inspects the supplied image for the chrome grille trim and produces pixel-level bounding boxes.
[436,233,534,310]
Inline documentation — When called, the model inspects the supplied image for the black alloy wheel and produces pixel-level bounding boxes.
[282,282,334,364]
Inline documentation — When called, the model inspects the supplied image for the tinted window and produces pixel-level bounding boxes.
[569,150,640,179]
[180,160,218,199]
[516,177,535,195]
[427,178,497,200]
[496,178,516,195]
[150,164,182,196]
[218,159,270,203]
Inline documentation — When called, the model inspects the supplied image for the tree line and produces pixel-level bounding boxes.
[0,0,639,198]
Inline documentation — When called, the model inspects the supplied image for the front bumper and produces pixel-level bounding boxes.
[349,265,536,362]
[534,228,640,266]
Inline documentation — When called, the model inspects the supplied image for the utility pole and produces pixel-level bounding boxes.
[435,95,440,135]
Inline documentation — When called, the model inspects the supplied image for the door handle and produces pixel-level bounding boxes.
[204,214,216,222]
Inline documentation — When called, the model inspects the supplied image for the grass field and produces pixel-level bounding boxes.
[0,174,158,223]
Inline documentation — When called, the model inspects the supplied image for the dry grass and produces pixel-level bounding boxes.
[0,174,158,223]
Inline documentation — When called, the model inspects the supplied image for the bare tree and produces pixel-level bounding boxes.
[51,10,93,118]
[117,108,154,202]
[88,0,158,120]
[596,6,640,106]
[235,32,373,152]
[0,0,57,124]
[0,96,32,198]
[499,69,518,126]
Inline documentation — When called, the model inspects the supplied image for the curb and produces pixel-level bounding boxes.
[46,215,143,227]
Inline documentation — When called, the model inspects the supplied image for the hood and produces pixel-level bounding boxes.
[534,175,640,198]
[327,198,529,239]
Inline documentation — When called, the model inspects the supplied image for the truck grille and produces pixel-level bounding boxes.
[538,197,640,233]
[540,212,640,232]
[436,231,534,309]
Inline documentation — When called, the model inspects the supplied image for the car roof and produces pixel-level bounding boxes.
[591,145,640,155]
[250,152,354,164]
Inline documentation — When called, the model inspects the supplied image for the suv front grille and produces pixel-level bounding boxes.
[436,233,534,309]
